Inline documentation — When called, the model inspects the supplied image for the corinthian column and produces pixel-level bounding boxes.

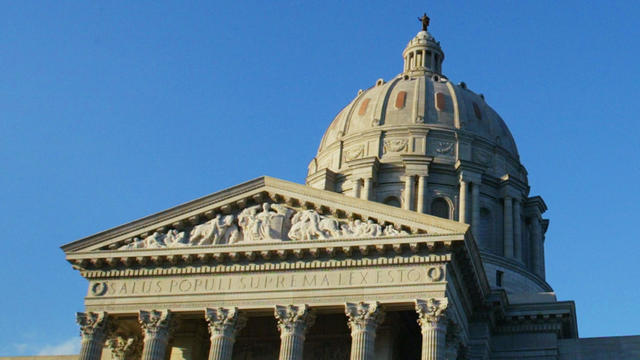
[76,312,109,360]
[403,175,415,210]
[274,304,315,360]
[458,179,468,223]
[503,196,514,258]
[415,298,448,360]
[471,182,480,236]
[345,301,385,360]
[139,310,172,360]
[205,307,246,360]
[513,198,522,261]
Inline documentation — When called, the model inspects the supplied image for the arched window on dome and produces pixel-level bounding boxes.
[478,208,494,250]
[384,196,401,208]
[431,198,450,219]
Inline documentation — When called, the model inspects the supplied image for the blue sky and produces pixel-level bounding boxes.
[1,1,639,356]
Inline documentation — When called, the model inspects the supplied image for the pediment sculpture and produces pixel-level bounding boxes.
[117,202,409,250]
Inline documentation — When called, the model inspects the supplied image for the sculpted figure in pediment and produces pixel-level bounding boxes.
[189,214,240,245]
[124,231,166,249]
[238,203,294,241]
[164,229,189,247]
[288,210,341,240]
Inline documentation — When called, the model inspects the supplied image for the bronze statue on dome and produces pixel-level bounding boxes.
[418,13,430,31]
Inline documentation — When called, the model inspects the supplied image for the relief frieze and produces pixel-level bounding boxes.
[115,203,407,250]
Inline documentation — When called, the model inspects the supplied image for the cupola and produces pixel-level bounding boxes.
[402,13,445,76]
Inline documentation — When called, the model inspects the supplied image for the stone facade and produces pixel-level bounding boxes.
[6,14,638,360]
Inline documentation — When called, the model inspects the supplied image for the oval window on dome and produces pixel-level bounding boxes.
[435,92,446,111]
[358,98,370,115]
[473,102,482,120]
[395,91,407,109]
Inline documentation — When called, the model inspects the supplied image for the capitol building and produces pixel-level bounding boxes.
[9,14,640,360]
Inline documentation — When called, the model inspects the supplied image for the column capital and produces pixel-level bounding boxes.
[415,298,448,326]
[138,310,172,339]
[205,307,247,340]
[107,334,142,360]
[345,301,385,333]
[76,312,108,339]
[274,304,315,336]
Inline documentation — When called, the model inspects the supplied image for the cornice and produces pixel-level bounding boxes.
[68,234,466,273]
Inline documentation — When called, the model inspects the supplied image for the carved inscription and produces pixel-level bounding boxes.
[88,265,444,298]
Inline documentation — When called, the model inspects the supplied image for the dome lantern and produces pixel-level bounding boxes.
[403,13,445,76]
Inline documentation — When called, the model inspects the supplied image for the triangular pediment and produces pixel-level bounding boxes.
[62,176,469,255]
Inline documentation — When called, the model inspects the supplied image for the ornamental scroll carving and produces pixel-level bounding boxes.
[138,310,172,338]
[116,203,408,250]
[415,298,448,325]
[345,301,385,333]
[76,312,108,338]
[205,307,247,339]
[274,304,315,336]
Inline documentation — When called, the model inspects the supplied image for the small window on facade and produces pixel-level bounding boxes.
[473,102,482,119]
[431,198,449,219]
[435,92,446,111]
[395,91,407,109]
[384,196,401,208]
[358,98,370,115]
[496,270,504,287]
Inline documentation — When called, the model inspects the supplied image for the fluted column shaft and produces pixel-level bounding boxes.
[77,312,108,360]
[471,182,480,235]
[417,175,428,213]
[139,310,172,360]
[513,199,522,261]
[362,178,373,200]
[459,180,468,223]
[345,301,384,360]
[421,321,447,360]
[415,298,448,360]
[531,217,544,277]
[275,305,314,360]
[206,307,246,360]
[353,179,362,198]
[503,196,514,258]
[404,176,415,210]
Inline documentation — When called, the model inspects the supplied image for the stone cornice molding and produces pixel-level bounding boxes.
[69,234,463,272]
[401,154,433,177]
[76,311,108,339]
[524,195,548,216]
[499,174,528,197]
[345,301,385,333]
[205,307,246,340]
[455,160,484,181]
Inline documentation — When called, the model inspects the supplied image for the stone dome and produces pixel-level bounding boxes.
[309,29,523,183]
[307,22,551,295]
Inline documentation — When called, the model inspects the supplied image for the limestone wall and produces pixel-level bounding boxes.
[558,335,640,359]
